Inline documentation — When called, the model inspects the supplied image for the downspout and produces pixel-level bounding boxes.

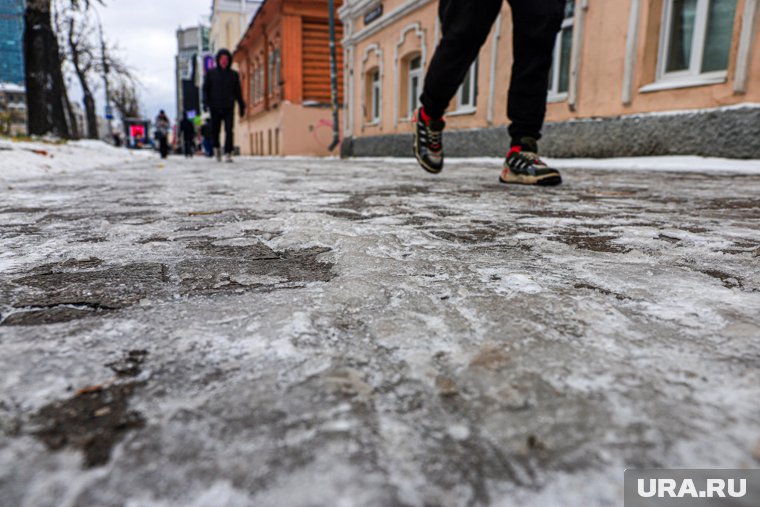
[328,0,341,152]
[567,0,588,112]
[622,0,641,105]
[734,0,758,94]
[486,13,502,126]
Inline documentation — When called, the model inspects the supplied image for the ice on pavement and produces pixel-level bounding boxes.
[0,151,759,507]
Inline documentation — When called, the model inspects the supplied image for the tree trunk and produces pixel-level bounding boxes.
[63,89,80,139]
[83,90,98,138]
[24,0,70,138]
[67,17,98,139]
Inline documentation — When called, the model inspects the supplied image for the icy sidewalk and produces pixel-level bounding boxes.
[0,137,152,181]
[0,156,759,507]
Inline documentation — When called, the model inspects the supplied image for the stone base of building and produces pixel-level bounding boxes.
[342,106,760,159]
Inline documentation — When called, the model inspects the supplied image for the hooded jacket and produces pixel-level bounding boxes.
[202,49,246,113]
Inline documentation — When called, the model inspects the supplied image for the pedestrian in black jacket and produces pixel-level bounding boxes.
[179,112,196,158]
[202,48,246,162]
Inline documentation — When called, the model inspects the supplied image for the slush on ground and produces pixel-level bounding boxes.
[1,143,759,507]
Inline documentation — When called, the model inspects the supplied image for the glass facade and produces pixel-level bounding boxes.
[0,0,24,85]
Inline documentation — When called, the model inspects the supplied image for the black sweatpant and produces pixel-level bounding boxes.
[183,136,194,158]
[420,0,564,144]
[210,107,234,154]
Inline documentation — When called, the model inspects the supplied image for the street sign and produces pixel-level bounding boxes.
[105,105,114,120]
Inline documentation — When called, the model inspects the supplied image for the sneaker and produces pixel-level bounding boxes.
[215,148,222,162]
[413,108,445,174]
[499,141,562,186]
[225,153,233,163]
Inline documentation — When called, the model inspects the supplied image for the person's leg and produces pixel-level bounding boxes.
[223,108,234,155]
[499,0,564,186]
[210,111,223,151]
[419,0,502,119]
[506,0,565,148]
[160,136,168,158]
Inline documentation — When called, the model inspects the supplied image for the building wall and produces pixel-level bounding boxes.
[210,0,261,53]
[176,26,210,121]
[0,0,24,85]
[340,0,760,157]
[234,0,345,156]
[0,83,26,136]
[237,101,342,156]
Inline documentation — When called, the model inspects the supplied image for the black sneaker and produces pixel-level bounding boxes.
[413,108,445,174]
[499,141,562,186]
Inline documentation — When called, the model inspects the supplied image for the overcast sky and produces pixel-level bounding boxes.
[96,0,211,121]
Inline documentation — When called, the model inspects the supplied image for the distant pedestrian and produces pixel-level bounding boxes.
[202,48,246,163]
[179,112,196,159]
[154,110,171,159]
[414,0,564,186]
[200,119,214,157]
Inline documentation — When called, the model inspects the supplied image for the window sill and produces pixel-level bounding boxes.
[547,92,569,103]
[639,74,727,93]
[364,120,381,127]
[448,107,477,117]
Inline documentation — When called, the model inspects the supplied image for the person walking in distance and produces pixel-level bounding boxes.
[203,49,246,163]
[179,112,196,159]
[414,0,565,186]
[154,110,171,159]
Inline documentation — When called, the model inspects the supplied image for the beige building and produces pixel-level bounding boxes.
[339,0,760,158]
[210,0,262,53]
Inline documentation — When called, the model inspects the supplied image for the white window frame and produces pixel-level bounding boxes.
[407,54,423,120]
[453,59,478,115]
[643,0,735,92]
[548,1,575,102]
[370,69,381,124]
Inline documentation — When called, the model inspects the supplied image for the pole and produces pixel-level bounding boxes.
[327,0,340,152]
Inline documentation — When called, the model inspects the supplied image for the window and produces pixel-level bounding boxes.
[369,69,381,123]
[456,59,478,111]
[407,55,423,118]
[274,47,282,91]
[659,0,737,80]
[268,48,275,96]
[256,64,264,102]
[249,67,255,108]
[548,0,575,98]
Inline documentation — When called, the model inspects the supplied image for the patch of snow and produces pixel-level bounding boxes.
[1,138,152,182]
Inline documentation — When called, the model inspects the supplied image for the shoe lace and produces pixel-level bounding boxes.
[427,126,443,151]
[511,149,545,167]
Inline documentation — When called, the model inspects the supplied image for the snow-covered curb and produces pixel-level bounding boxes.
[0,138,153,181]
[350,155,760,174]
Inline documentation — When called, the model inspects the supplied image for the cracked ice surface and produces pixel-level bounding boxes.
[1,154,759,507]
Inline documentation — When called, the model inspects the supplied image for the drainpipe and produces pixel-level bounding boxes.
[327,0,340,152]
[734,0,758,94]
[486,14,502,127]
[567,0,588,112]
[622,0,641,105]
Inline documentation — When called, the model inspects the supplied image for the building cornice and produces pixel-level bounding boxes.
[341,0,432,46]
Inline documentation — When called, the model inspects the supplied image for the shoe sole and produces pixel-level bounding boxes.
[413,121,443,175]
[499,172,562,186]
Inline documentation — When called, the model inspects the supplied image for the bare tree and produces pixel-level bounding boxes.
[23,0,102,138]
[62,8,100,139]
[110,75,141,120]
